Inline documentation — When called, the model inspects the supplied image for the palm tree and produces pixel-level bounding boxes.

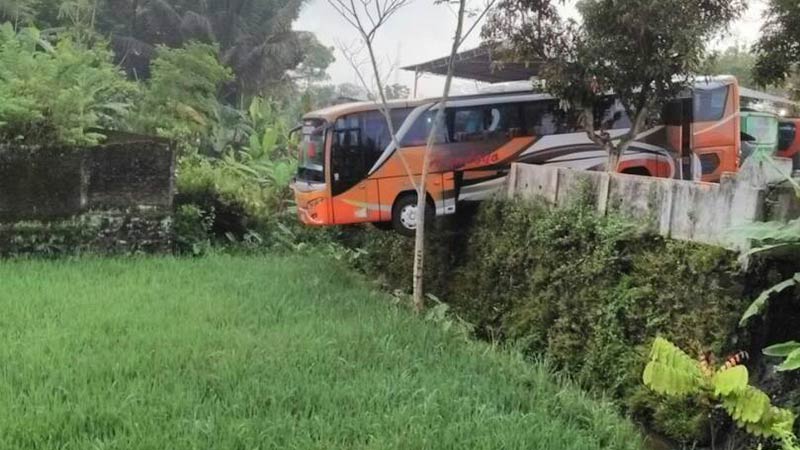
[98,0,321,98]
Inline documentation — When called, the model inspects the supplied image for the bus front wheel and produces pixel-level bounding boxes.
[392,193,434,237]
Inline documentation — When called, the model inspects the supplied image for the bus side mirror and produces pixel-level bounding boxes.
[289,124,302,139]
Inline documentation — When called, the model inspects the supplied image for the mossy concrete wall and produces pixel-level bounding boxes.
[0,133,175,254]
[507,158,799,249]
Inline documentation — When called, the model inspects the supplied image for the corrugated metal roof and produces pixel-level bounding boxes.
[401,46,541,83]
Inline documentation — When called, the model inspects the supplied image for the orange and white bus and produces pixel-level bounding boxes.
[292,76,768,235]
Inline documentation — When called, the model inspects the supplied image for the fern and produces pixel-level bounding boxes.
[643,338,799,448]
[642,338,704,396]
[712,365,748,397]
[722,385,771,424]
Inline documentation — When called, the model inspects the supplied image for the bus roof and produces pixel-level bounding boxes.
[304,75,800,122]
[740,86,799,107]
[302,91,555,122]
[303,98,429,122]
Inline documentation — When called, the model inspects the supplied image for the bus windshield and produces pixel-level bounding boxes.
[745,115,778,145]
[297,119,326,183]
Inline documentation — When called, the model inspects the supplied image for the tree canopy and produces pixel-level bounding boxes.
[100,0,332,98]
[703,45,756,88]
[1,0,334,99]
[482,0,746,170]
[753,0,800,89]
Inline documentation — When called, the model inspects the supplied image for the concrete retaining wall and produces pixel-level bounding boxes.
[506,158,799,249]
[0,133,175,254]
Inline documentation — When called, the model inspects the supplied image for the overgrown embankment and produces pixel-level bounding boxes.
[344,199,800,445]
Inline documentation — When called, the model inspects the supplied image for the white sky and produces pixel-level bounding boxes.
[295,0,768,98]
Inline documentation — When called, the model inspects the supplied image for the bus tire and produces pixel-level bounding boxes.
[392,193,434,237]
[793,153,800,172]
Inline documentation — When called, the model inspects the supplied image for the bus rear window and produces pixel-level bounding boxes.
[298,119,326,182]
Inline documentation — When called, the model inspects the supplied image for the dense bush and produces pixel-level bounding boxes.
[0,24,136,146]
[175,96,299,242]
[346,199,783,444]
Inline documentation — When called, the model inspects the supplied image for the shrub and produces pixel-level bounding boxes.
[173,204,213,256]
[0,24,136,146]
[174,96,299,245]
[129,42,232,150]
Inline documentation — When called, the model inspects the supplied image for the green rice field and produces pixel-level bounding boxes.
[0,254,644,449]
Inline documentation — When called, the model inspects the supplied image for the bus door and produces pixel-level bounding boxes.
[691,82,739,182]
[329,114,382,224]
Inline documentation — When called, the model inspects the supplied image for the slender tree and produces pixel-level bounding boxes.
[483,0,746,172]
[331,0,493,312]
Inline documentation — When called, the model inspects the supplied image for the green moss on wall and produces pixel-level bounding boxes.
[0,211,172,257]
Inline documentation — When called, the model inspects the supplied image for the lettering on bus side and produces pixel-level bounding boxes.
[439,152,500,170]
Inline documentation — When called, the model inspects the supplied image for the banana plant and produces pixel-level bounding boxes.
[734,158,800,372]
[217,96,298,213]
[764,341,800,372]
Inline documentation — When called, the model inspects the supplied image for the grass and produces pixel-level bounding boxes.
[0,254,644,450]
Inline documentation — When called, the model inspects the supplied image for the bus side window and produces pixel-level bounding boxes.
[449,104,522,143]
[522,101,559,136]
[400,111,448,147]
[452,108,485,142]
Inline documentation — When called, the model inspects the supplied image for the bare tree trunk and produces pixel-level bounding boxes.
[606,143,621,172]
[411,0,468,313]
[584,103,650,173]
[330,0,492,313]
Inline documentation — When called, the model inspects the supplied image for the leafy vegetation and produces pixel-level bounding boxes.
[0,212,172,256]
[765,341,800,372]
[0,24,136,145]
[0,0,325,242]
[754,0,800,92]
[0,254,645,450]
[175,96,299,244]
[733,165,800,376]
[130,42,232,145]
[703,45,758,88]
[736,218,800,326]
[0,0,334,98]
[643,337,799,449]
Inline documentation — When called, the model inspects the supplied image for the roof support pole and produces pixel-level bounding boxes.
[413,69,421,98]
